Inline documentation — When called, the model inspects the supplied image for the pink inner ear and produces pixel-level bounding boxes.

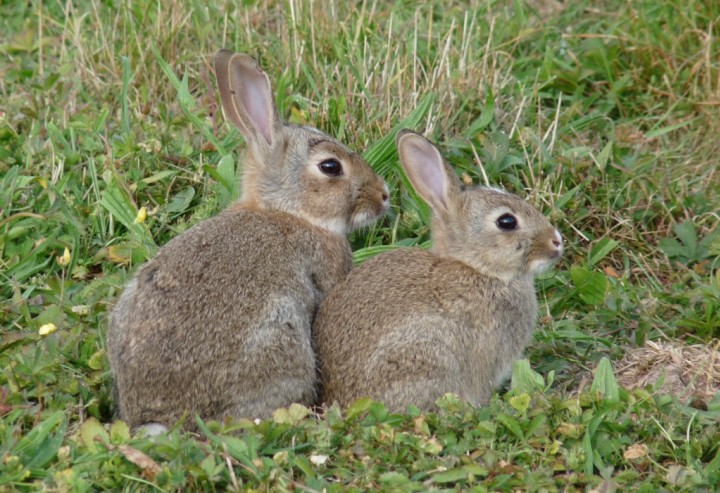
[402,138,448,209]
[416,158,447,207]
[234,64,274,146]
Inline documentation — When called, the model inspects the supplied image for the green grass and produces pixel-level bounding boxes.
[2,0,720,490]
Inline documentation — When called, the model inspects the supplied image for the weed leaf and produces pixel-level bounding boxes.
[570,266,608,305]
[590,357,620,403]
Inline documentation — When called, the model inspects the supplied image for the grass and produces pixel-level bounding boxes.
[1,0,720,490]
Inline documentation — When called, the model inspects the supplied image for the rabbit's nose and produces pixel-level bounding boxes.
[380,183,390,204]
[551,230,563,249]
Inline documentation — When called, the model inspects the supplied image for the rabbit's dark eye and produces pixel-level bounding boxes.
[496,213,518,231]
[318,159,343,177]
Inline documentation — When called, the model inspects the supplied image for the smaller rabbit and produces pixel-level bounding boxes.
[106,50,389,433]
[313,130,563,411]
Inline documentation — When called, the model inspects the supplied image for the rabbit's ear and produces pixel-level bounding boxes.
[215,50,277,146]
[396,130,460,214]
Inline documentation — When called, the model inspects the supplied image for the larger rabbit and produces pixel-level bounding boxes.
[107,50,389,433]
[313,130,562,412]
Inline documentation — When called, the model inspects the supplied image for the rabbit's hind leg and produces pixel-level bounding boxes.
[366,336,471,412]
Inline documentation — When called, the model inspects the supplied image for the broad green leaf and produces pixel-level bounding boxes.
[510,359,545,394]
[141,169,179,185]
[595,140,612,171]
[345,397,374,421]
[87,349,105,370]
[658,238,687,259]
[164,187,196,215]
[588,237,619,267]
[555,183,583,210]
[496,414,524,440]
[379,471,410,485]
[466,88,495,136]
[432,464,488,484]
[570,266,608,305]
[99,179,157,258]
[590,357,620,403]
[15,411,66,469]
[213,153,240,209]
[78,417,108,453]
[272,403,309,425]
[582,427,594,475]
[673,221,699,257]
[110,421,131,444]
[291,454,316,480]
[431,467,469,484]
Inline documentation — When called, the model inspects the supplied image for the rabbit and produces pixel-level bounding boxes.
[106,50,389,433]
[313,130,563,412]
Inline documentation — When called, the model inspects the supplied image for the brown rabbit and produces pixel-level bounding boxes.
[106,50,389,434]
[313,130,562,412]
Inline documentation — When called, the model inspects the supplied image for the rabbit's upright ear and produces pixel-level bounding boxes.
[396,130,461,214]
[215,50,278,147]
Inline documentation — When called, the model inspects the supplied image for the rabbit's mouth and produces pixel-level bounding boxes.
[351,207,387,230]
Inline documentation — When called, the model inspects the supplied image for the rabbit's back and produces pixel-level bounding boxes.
[108,208,352,428]
[315,248,537,410]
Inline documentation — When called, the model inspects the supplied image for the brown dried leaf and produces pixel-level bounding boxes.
[118,445,161,480]
[623,443,649,460]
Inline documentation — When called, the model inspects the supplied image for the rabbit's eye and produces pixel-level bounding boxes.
[318,159,343,177]
[496,213,518,231]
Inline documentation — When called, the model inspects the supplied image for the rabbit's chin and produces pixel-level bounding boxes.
[529,257,560,275]
[351,209,384,230]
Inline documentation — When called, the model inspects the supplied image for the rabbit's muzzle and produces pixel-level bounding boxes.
[529,228,563,274]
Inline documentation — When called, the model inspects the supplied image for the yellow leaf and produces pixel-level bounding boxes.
[509,393,531,413]
[134,206,147,224]
[38,323,57,336]
[272,408,291,425]
[106,244,133,264]
[78,418,108,452]
[287,403,310,422]
[556,422,582,438]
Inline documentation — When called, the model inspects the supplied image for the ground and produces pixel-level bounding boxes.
[1,0,719,491]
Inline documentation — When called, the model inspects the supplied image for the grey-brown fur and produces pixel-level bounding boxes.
[313,130,562,412]
[106,50,388,431]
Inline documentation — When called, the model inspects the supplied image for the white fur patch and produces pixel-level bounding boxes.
[301,214,349,235]
[136,423,168,437]
[351,210,378,230]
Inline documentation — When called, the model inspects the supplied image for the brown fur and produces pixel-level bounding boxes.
[106,51,388,431]
[313,131,562,412]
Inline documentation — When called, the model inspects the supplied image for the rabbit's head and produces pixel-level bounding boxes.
[215,50,389,235]
[397,130,563,281]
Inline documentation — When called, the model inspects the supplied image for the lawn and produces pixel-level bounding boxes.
[1,0,719,491]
